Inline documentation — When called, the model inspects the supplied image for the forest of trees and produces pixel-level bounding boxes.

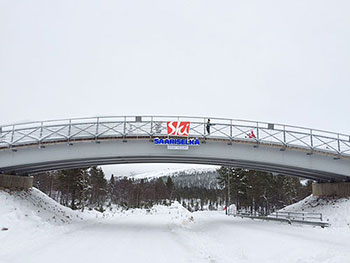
[33,166,312,214]
[216,167,312,213]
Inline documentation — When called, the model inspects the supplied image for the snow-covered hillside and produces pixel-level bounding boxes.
[280,195,350,227]
[127,167,220,189]
[130,167,218,180]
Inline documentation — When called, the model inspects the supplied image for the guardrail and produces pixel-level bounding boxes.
[0,115,349,157]
[227,208,329,228]
[269,211,323,222]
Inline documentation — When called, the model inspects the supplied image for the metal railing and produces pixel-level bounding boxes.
[269,211,323,222]
[228,208,329,227]
[0,115,349,157]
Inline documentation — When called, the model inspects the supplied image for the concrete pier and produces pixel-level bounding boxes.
[312,182,350,197]
[0,174,33,190]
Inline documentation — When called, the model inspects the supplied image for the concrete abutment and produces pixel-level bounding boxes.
[0,174,33,190]
[312,182,350,197]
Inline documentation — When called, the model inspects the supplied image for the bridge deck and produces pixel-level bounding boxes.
[0,116,349,181]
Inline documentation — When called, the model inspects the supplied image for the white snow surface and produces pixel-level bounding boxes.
[1,188,350,263]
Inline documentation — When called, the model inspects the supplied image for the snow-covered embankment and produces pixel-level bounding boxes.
[280,195,350,227]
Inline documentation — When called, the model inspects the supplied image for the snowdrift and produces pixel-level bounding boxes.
[0,187,194,232]
[0,187,97,259]
[280,195,350,227]
[103,201,195,227]
[0,187,86,231]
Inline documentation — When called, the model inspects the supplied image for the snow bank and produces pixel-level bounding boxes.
[0,188,91,259]
[0,187,193,232]
[153,201,195,227]
[0,187,93,231]
[280,195,350,227]
[103,201,194,227]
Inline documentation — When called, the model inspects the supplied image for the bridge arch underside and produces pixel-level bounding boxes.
[0,138,350,182]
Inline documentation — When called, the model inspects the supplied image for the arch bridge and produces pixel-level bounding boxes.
[0,116,350,183]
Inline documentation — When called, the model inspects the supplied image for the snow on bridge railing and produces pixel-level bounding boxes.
[0,115,349,157]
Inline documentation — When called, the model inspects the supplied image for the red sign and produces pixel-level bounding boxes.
[167,121,190,137]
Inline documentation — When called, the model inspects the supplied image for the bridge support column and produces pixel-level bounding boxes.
[312,182,350,197]
[0,174,33,190]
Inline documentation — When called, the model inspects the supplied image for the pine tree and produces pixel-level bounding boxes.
[166,176,174,199]
[108,174,116,203]
[89,166,107,207]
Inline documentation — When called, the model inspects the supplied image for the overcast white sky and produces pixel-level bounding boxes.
[1,1,350,175]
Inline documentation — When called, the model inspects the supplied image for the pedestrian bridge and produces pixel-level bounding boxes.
[0,115,350,182]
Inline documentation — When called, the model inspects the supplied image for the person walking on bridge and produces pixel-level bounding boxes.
[206,119,214,135]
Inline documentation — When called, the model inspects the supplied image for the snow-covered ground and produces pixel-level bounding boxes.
[1,189,350,263]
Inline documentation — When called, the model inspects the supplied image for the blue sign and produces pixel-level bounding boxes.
[154,138,200,146]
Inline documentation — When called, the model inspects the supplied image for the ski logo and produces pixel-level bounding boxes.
[167,121,190,137]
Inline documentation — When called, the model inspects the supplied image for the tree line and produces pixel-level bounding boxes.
[33,166,311,213]
[217,167,312,213]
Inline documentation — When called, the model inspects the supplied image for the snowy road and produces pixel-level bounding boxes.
[2,210,350,263]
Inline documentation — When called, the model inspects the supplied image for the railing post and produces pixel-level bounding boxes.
[123,116,127,142]
[150,116,153,136]
[95,117,99,140]
[11,125,15,146]
[310,129,313,149]
[337,134,341,153]
[283,125,286,143]
[256,122,259,140]
[39,121,43,146]
[124,116,126,135]
[68,120,71,138]
[40,121,43,138]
